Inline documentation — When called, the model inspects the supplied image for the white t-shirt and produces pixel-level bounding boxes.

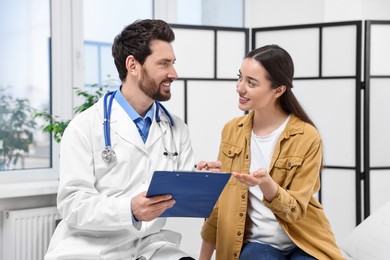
[245,115,296,253]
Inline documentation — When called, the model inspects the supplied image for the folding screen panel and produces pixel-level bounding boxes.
[163,25,249,258]
[255,28,320,77]
[364,21,390,216]
[253,21,362,244]
[168,25,249,162]
[161,21,390,256]
[172,28,215,78]
[216,31,249,78]
[293,79,356,167]
[187,80,243,162]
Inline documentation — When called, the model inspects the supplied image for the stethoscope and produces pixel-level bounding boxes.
[101,90,178,164]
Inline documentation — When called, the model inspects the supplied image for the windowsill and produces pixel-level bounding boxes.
[0,179,59,199]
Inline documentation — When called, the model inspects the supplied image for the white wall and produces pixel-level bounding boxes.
[245,0,390,28]
[245,0,325,27]
[324,0,390,21]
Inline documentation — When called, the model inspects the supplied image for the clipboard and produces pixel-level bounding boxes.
[146,170,231,218]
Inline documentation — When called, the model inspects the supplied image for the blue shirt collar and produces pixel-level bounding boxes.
[114,87,155,122]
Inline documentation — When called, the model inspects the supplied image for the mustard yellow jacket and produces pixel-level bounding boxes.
[201,112,345,260]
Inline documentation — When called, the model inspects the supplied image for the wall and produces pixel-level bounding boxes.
[324,0,390,21]
[245,0,390,28]
[244,0,325,27]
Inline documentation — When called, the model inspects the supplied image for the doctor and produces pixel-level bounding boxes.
[45,19,220,260]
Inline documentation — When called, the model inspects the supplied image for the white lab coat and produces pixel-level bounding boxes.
[45,98,195,260]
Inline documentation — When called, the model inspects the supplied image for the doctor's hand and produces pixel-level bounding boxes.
[232,168,278,202]
[131,191,175,221]
[196,160,222,172]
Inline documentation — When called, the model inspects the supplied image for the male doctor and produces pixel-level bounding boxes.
[45,19,220,260]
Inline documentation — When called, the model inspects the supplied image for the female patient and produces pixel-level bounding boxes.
[199,45,345,260]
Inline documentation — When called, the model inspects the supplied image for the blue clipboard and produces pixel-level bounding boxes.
[146,171,231,218]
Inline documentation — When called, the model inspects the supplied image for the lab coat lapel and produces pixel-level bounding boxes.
[146,117,167,149]
[109,101,146,151]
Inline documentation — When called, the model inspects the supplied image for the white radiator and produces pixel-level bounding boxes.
[2,206,60,260]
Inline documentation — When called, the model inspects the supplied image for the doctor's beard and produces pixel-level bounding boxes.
[139,67,172,102]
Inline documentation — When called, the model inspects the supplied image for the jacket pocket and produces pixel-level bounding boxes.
[272,156,303,187]
[220,143,242,185]
[93,147,131,189]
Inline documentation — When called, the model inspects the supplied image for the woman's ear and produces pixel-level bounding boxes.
[125,55,137,75]
[274,85,286,97]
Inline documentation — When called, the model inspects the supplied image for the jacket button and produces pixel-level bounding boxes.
[241,194,245,199]
[237,231,242,236]
[233,252,238,257]
[291,207,296,212]
[245,154,249,159]
[228,150,232,155]
[239,212,244,217]
[288,162,291,167]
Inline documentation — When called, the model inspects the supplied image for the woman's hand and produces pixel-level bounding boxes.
[232,168,278,202]
[232,168,269,186]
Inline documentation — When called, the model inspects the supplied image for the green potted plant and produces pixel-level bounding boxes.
[34,79,115,143]
[0,88,36,170]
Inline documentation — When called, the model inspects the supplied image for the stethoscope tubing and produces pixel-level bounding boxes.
[102,90,177,163]
[103,90,116,148]
[155,99,174,127]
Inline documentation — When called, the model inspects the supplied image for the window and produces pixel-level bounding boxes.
[0,0,51,172]
[83,0,153,87]
[0,0,75,184]
[82,0,244,89]
[84,41,117,87]
[176,0,244,27]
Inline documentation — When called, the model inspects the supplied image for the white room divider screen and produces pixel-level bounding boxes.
[165,24,249,163]
[162,24,249,258]
[253,20,390,247]
[364,20,390,217]
[107,21,389,257]
[252,21,363,245]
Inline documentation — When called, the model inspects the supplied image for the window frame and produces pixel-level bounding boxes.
[0,0,83,191]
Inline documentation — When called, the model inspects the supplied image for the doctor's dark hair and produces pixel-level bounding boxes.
[112,19,175,82]
[246,44,315,127]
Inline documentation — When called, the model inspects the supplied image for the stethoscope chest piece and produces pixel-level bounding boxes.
[101,90,178,164]
[102,147,116,164]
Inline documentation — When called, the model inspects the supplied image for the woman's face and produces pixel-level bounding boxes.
[236,58,278,112]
